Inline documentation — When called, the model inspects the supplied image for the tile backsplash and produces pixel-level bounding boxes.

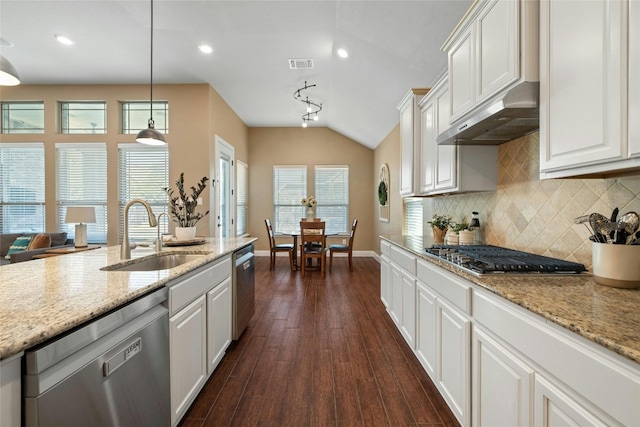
[424,132,640,270]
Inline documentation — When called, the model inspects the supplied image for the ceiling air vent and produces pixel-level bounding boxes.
[289,59,313,69]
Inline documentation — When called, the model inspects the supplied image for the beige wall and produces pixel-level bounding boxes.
[0,83,247,244]
[247,127,374,252]
[373,124,403,241]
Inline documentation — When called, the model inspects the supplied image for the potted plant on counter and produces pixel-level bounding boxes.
[164,173,210,241]
[449,217,474,245]
[428,214,451,244]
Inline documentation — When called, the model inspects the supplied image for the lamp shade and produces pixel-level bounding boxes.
[0,55,20,86]
[65,207,96,224]
[136,126,166,145]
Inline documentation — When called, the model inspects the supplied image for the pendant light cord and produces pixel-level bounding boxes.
[149,0,154,123]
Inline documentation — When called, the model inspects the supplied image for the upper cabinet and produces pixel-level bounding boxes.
[418,74,498,196]
[540,0,639,178]
[443,0,539,124]
[398,88,429,197]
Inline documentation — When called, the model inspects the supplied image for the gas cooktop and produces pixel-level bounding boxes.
[424,245,588,276]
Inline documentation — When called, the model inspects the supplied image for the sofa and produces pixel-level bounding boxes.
[0,232,74,266]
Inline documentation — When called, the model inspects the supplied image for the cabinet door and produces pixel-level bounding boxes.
[476,0,519,104]
[629,0,640,157]
[207,277,232,375]
[534,375,608,427]
[380,255,392,309]
[449,25,475,122]
[170,295,207,426]
[400,270,416,349]
[399,100,415,196]
[419,96,436,194]
[473,327,534,427]
[0,355,21,427]
[438,299,471,427]
[416,282,437,378]
[540,0,626,172]
[435,84,457,191]
[390,264,403,327]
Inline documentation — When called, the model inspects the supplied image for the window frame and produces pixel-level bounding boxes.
[60,101,107,134]
[1,102,45,134]
[122,101,169,134]
[236,160,248,236]
[273,165,307,234]
[314,165,349,234]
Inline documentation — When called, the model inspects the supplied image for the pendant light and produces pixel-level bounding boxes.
[0,55,20,86]
[136,0,166,145]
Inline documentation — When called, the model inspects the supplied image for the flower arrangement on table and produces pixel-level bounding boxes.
[164,173,210,227]
[301,196,317,208]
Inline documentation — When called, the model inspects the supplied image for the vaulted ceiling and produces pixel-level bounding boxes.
[0,1,472,149]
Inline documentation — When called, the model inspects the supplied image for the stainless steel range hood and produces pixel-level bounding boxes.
[437,82,539,145]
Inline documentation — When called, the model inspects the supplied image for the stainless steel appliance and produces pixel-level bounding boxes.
[233,243,255,340]
[424,244,587,276]
[23,288,170,427]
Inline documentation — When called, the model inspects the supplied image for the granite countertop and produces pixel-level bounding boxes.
[381,235,640,365]
[0,237,256,361]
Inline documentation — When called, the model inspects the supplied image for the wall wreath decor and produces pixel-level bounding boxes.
[378,163,390,222]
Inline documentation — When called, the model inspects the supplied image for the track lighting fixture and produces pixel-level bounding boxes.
[293,81,322,127]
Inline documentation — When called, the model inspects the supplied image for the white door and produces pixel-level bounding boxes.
[213,136,234,238]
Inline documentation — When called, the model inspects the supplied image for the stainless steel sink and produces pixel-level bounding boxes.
[101,253,206,272]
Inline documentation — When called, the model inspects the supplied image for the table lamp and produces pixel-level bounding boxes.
[65,207,96,248]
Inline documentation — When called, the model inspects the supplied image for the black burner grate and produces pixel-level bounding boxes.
[426,245,587,274]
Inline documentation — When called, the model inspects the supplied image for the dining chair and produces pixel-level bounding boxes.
[329,219,358,271]
[299,220,327,277]
[265,219,294,271]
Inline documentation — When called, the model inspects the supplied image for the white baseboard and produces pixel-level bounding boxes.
[256,250,377,259]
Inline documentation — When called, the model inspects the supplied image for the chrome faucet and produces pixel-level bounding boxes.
[155,212,169,252]
[121,199,158,260]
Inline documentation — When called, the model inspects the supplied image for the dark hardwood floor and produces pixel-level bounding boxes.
[179,256,460,427]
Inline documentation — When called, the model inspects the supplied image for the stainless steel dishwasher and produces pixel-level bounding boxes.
[233,243,255,340]
[23,288,170,427]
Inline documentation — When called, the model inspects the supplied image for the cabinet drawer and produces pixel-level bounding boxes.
[417,259,471,314]
[380,240,392,257]
[390,245,416,276]
[168,256,232,316]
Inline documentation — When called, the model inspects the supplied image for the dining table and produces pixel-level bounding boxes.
[276,230,338,270]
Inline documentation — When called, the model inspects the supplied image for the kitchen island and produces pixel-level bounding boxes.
[381,235,640,427]
[0,237,256,426]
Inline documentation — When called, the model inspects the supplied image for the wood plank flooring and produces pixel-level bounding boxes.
[179,256,460,427]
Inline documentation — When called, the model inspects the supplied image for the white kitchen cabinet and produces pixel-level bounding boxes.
[168,255,233,426]
[170,295,207,426]
[388,244,417,348]
[628,0,639,157]
[0,353,22,427]
[473,326,534,427]
[534,375,608,427]
[438,298,471,427]
[207,276,232,375]
[390,263,403,328]
[380,241,392,309]
[398,88,429,197]
[415,281,437,378]
[539,0,638,178]
[444,0,538,124]
[418,73,498,196]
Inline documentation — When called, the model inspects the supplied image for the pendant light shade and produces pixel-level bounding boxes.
[0,55,21,86]
[137,0,166,145]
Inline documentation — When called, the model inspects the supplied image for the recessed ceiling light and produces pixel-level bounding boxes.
[55,35,74,45]
[337,48,349,59]
[198,44,213,54]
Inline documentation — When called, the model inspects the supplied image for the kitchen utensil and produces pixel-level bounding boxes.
[628,230,640,245]
[574,215,595,236]
[610,207,619,222]
[617,211,639,234]
[589,213,614,243]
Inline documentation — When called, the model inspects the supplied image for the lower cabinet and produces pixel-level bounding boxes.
[416,282,437,377]
[0,353,22,427]
[473,326,534,427]
[170,295,207,425]
[168,255,233,426]
[380,240,392,309]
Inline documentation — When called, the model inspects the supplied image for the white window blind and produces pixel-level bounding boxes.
[56,143,108,243]
[236,160,248,236]
[0,143,45,233]
[403,198,424,236]
[273,165,306,233]
[118,144,168,242]
[315,165,349,234]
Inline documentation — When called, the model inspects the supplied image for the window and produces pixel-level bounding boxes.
[315,165,349,234]
[403,198,423,235]
[118,143,168,242]
[60,102,107,134]
[236,160,248,236]
[56,143,108,243]
[273,165,306,233]
[122,102,169,134]
[0,143,45,233]
[1,102,45,134]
